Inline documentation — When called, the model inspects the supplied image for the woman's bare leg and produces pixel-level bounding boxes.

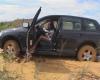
[30,35,49,53]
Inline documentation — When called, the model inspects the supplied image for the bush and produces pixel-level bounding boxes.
[0,52,23,80]
[0,68,21,80]
[0,22,14,31]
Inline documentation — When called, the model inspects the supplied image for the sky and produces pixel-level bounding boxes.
[0,0,100,23]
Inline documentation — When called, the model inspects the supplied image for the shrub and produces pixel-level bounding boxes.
[0,52,23,80]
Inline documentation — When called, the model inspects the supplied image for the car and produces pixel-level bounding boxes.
[0,7,100,61]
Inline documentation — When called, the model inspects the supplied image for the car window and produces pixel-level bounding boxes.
[74,23,81,31]
[84,20,97,31]
[63,22,73,30]
[62,21,81,31]
[36,19,58,30]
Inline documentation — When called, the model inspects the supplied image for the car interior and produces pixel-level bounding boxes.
[35,19,58,51]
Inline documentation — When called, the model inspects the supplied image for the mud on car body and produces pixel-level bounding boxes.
[0,8,100,61]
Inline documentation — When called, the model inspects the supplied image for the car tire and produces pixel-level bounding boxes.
[77,45,96,61]
[3,40,20,57]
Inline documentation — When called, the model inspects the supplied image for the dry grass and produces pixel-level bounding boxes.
[0,49,100,80]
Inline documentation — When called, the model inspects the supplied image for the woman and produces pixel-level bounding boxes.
[29,20,56,54]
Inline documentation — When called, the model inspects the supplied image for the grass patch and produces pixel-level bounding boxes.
[0,22,15,31]
[0,52,23,80]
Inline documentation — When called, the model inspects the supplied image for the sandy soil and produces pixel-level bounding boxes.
[0,55,100,80]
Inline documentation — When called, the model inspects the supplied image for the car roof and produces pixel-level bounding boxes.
[37,15,98,24]
[40,15,96,21]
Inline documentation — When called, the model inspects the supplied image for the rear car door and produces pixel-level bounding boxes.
[82,19,100,47]
[83,19,100,39]
[57,16,83,56]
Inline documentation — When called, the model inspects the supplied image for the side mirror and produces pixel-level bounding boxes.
[23,22,29,28]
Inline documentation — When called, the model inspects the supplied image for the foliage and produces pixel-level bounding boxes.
[0,52,15,63]
[0,22,14,31]
[0,68,21,80]
[0,52,23,80]
[0,19,32,31]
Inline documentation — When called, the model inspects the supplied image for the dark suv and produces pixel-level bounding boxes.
[0,8,100,61]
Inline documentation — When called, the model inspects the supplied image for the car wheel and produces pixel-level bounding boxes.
[3,40,20,57]
[77,45,96,61]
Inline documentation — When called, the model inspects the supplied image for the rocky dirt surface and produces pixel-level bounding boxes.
[0,55,100,80]
[0,49,100,80]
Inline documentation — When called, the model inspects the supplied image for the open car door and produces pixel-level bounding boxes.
[26,7,41,53]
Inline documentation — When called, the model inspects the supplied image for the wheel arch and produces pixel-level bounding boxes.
[1,35,22,50]
[77,41,97,53]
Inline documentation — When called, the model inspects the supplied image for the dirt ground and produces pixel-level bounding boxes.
[0,55,100,80]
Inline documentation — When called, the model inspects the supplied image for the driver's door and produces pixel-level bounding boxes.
[27,7,41,50]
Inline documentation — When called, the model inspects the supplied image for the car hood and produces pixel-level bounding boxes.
[0,27,28,36]
[1,27,27,32]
